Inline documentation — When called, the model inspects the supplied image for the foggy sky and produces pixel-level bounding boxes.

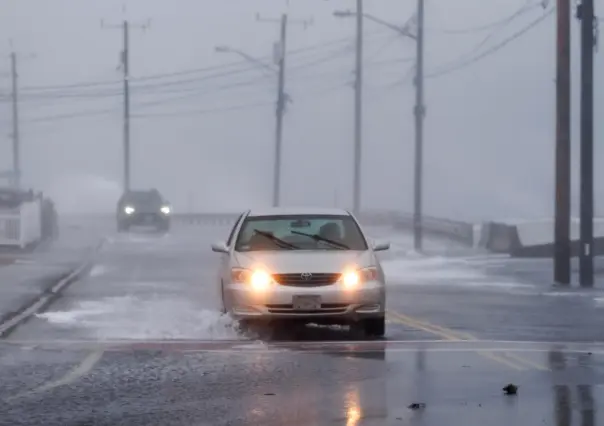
[0,0,602,222]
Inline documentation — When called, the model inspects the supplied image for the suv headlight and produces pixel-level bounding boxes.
[231,268,272,291]
[340,267,379,289]
[124,206,135,215]
[160,206,171,215]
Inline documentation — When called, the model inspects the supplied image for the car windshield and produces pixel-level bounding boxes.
[121,191,163,208]
[234,214,368,252]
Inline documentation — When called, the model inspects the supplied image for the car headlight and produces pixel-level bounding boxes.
[231,268,272,291]
[340,267,379,289]
[124,206,135,215]
[160,206,171,215]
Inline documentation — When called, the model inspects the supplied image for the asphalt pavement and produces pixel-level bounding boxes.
[0,215,110,327]
[0,222,603,425]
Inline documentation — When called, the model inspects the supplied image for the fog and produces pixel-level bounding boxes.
[0,0,602,221]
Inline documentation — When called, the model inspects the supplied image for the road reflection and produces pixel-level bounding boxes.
[549,348,596,426]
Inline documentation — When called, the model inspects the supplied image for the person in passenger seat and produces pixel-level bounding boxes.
[318,222,342,242]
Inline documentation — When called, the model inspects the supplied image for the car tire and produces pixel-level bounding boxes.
[237,319,260,335]
[362,317,385,338]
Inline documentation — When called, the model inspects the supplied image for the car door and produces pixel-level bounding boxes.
[218,213,245,304]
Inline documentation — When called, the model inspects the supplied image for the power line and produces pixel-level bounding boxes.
[4,33,394,108]
[14,70,357,125]
[20,107,118,123]
[14,32,389,95]
[469,1,541,55]
[430,0,545,34]
[131,100,275,118]
[426,8,554,79]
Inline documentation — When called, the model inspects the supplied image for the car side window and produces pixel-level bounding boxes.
[226,214,245,247]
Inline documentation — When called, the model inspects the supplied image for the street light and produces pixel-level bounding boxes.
[333,10,416,39]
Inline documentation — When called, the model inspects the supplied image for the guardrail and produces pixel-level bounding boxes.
[154,211,604,257]
[170,211,476,247]
[475,218,604,258]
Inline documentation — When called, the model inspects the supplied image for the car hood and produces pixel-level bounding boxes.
[233,250,374,273]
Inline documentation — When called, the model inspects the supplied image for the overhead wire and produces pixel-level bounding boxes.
[468,0,543,56]
[430,0,545,34]
[13,30,390,96]
[12,5,551,125]
[426,6,554,79]
[11,36,383,112]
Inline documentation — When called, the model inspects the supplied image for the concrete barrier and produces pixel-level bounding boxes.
[477,221,522,254]
[475,218,604,258]
[391,214,474,246]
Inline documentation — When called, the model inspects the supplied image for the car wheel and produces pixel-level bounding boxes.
[237,319,261,335]
[362,317,385,338]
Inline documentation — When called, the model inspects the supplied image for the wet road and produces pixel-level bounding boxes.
[1,223,603,425]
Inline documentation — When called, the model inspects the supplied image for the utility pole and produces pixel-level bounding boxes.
[554,0,572,285]
[274,13,287,208]
[577,0,597,287]
[353,0,363,215]
[413,0,426,252]
[102,18,149,192]
[256,13,312,207]
[10,52,20,189]
[122,20,131,192]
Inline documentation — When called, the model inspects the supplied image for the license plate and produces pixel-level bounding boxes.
[143,215,154,224]
[292,295,321,310]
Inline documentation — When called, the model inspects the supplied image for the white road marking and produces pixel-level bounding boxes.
[6,350,104,402]
[0,238,105,337]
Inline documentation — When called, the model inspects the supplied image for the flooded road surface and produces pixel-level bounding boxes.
[0,222,602,425]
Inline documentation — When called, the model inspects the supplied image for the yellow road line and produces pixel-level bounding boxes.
[501,351,549,371]
[387,311,549,371]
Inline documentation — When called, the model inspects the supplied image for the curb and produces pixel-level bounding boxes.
[0,238,106,338]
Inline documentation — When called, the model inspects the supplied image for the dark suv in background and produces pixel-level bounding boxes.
[116,189,171,232]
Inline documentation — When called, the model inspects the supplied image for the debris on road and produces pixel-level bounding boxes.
[408,402,426,410]
[503,383,518,395]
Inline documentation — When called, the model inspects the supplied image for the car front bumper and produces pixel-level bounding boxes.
[225,281,385,323]
[119,213,170,227]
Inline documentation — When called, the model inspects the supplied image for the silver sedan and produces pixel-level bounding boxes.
[211,207,390,337]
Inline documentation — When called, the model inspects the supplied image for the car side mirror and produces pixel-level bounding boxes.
[211,241,229,253]
[373,240,390,252]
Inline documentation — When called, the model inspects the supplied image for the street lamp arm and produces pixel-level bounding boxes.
[363,13,416,39]
[214,45,278,75]
[333,10,416,39]
[232,50,278,74]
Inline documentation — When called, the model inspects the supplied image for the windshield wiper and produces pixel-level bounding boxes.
[253,230,299,249]
[290,230,350,250]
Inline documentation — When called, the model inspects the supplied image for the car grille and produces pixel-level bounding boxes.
[265,303,348,314]
[272,273,341,287]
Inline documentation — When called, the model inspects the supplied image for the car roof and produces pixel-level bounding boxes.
[247,207,351,217]
[124,189,159,195]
